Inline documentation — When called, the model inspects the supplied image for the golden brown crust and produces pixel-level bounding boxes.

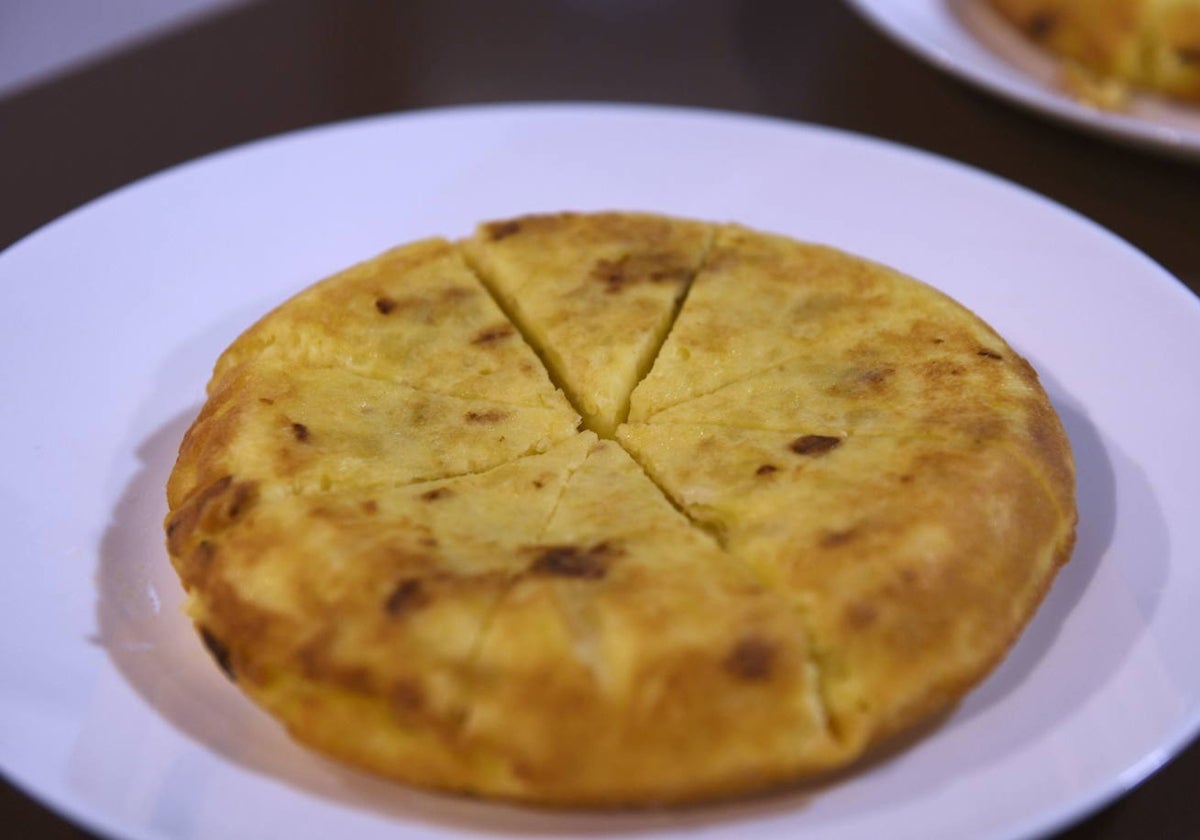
[165,212,1077,806]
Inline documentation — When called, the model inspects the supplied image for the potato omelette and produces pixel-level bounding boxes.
[164,212,1077,806]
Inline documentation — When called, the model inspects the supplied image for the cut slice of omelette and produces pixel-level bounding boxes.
[167,434,595,793]
[464,439,842,805]
[167,361,579,511]
[165,211,1076,807]
[463,212,712,437]
[213,237,570,410]
[639,323,1057,443]
[617,422,1075,750]
[629,226,958,421]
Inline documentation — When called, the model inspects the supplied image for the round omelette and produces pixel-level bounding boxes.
[164,212,1077,806]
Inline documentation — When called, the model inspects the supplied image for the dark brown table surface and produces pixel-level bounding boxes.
[2,2,1197,838]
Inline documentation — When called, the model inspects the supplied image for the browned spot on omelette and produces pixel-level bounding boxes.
[725,637,776,681]
[790,435,843,456]
[384,579,430,616]
[528,542,620,579]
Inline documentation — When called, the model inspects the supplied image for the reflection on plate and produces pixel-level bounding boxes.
[846,0,1200,161]
[1,103,1199,840]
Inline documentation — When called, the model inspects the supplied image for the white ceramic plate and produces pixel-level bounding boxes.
[846,0,1200,161]
[2,103,1199,840]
